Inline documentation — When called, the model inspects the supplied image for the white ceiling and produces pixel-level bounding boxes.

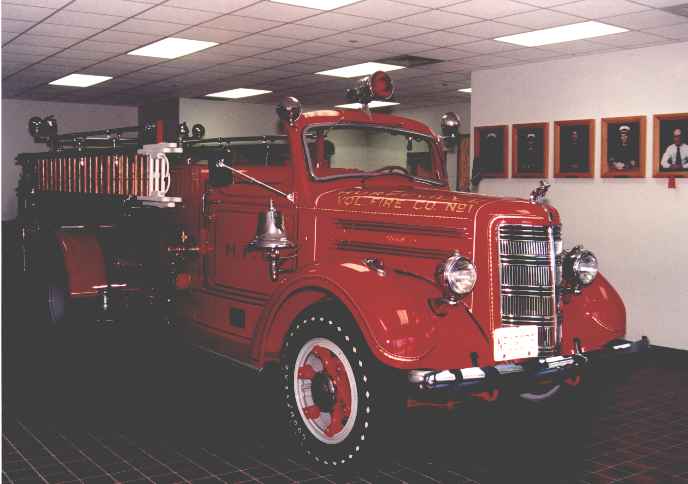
[2,0,687,108]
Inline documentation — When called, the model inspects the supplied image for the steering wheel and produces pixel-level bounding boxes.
[372,165,410,175]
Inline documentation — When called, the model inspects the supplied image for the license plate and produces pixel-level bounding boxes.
[494,326,538,361]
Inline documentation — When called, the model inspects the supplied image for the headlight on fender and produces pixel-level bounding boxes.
[438,252,477,297]
[564,246,598,287]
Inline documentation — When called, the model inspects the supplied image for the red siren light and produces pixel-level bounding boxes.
[370,70,394,100]
[345,70,395,107]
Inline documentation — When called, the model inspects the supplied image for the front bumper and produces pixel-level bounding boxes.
[408,337,650,401]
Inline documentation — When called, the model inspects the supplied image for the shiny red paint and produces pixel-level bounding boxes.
[55,229,107,298]
[168,108,627,373]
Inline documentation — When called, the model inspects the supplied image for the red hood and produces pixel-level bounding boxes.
[312,182,557,227]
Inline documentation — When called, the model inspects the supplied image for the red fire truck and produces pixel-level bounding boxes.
[16,72,647,467]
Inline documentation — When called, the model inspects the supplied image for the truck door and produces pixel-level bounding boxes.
[195,140,296,360]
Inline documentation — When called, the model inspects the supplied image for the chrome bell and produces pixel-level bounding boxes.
[252,199,294,250]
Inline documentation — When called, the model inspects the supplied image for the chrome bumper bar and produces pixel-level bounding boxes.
[408,337,650,400]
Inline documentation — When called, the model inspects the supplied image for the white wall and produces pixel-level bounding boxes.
[395,102,471,188]
[1,99,138,221]
[179,98,282,138]
[471,41,688,350]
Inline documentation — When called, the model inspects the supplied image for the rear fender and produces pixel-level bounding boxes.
[560,273,626,354]
[254,261,449,369]
[55,228,107,298]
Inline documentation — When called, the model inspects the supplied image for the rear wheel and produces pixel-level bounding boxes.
[281,307,402,468]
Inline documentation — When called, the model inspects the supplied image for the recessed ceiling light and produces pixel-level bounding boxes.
[48,73,112,87]
[458,88,472,93]
[128,38,218,59]
[270,0,362,9]
[335,101,400,109]
[495,21,627,47]
[316,62,406,78]
[206,88,273,99]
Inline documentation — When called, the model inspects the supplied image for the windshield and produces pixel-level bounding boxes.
[304,124,442,183]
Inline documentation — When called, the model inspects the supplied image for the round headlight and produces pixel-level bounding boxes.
[565,246,598,287]
[439,252,477,296]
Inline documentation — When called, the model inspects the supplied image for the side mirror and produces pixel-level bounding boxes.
[440,112,461,148]
[209,156,233,188]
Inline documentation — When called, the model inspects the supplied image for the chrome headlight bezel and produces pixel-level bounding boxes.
[563,245,598,289]
[437,252,477,298]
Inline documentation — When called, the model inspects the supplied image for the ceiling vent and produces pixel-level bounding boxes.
[374,54,444,68]
[661,3,688,17]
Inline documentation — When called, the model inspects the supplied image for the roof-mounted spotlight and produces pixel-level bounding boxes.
[28,115,58,142]
[276,96,302,126]
[345,70,395,110]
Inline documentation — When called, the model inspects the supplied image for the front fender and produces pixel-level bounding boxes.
[255,260,451,369]
[560,273,626,354]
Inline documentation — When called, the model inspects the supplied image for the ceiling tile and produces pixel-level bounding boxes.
[366,39,437,54]
[3,31,18,42]
[2,18,36,33]
[459,39,522,53]
[602,10,688,29]
[463,53,516,66]
[52,47,115,61]
[10,0,72,7]
[643,22,688,40]
[3,43,63,56]
[320,31,388,47]
[46,10,125,29]
[505,47,564,60]
[202,14,283,32]
[552,0,650,19]
[3,52,54,63]
[442,0,537,19]
[447,20,529,38]
[336,0,429,20]
[414,46,477,60]
[232,1,320,22]
[71,39,135,53]
[205,43,268,57]
[40,56,95,67]
[65,0,152,17]
[284,41,346,55]
[112,18,185,35]
[628,0,686,6]
[351,22,432,39]
[175,26,247,43]
[1,4,55,22]
[164,0,257,13]
[136,6,219,24]
[407,30,480,47]
[514,0,576,6]
[83,61,144,75]
[265,23,336,40]
[497,9,584,29]
[540,39,614,53]
[89,30,161,45]
[232,33,300,49]
[393,0,463,6]
[256,49,315,61]
[7,33,78,48]
[296,12,379,30]
[590,30,671,46]
[395,10,481,29]
[26,23,101,39]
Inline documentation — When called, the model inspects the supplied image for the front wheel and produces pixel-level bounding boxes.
[281,308,401,468]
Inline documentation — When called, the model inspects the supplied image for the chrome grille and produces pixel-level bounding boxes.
[499,224,561,355]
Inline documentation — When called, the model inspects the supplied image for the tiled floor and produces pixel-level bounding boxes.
[3,316,688,484]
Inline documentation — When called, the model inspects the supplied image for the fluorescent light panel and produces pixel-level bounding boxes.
[206,88,272,99]
[495,21,627,47]
[49,73,112,87]
[270,0,361,9]
[317,62,405,78]
[128,38,218,59]
[335,101,400,109]
[458,88,472,93]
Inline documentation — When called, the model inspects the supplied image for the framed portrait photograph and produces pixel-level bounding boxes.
[473,125,508,178]
[512,123,548,178]
[601,116,646,178]
[554,119,594,178]
[653,113,688,178]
